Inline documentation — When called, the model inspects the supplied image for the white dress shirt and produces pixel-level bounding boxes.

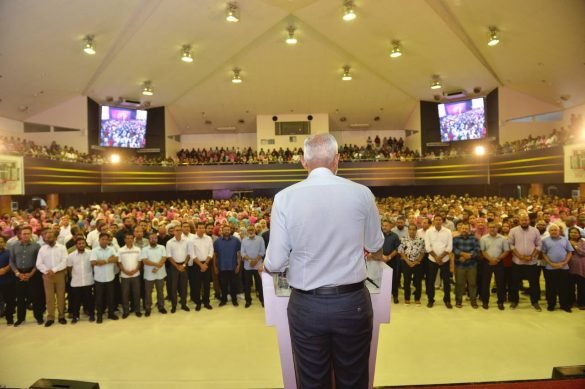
[424,226,453,263]
[190,234,214,266]
[57,225,72,245]
[90,246,117,283]
[118,245,142,278]
[166,237,189,264]
[86,229,100,249]
[141,244,167,281]
[36,243,68,274]
[67,249,94,287]
[265,167,384,290]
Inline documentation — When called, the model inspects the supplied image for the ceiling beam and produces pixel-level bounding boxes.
[425,0,503,86]
[81,0,163,96]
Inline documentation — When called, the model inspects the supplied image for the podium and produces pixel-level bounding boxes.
[262,260,393,389]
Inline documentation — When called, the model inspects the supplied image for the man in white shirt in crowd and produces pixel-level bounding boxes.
[141,233,167,316]
[424,215,453,309]
[67,237,95,323]
[36,231,69,327]
[241,225,265,308]
[90,233,119,323]
[86,219,104,249]
[190,222,214,311]
[166,227,190,313]
[118,232,143,318]
[57,215,72,246]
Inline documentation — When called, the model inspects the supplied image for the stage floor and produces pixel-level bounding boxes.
[0,291,583,389]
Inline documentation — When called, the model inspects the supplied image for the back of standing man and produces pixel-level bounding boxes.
[265,133,384,389]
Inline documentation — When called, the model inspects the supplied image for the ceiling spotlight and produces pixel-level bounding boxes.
[142,81,154,96]
[342,65,352,81]
[286,26,298,45]
[83,35,96,55]
[389,40,403,58]
[226,2,240,23]
[342,1,356,21]
[488,26,500,46]
[232,68,242,83]
[430,75,442,90]
[181,45,193,63]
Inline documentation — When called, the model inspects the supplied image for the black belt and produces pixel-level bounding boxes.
[294,281,364,296]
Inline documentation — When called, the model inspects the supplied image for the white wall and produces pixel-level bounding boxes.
[256,113,328,151]
[25,95,89,153]
[403,103,421,152]
[0,116,24,135]
[179,132,256,153]
[498,86,563,144]
[164,108,181,158]
[330,129,405,147]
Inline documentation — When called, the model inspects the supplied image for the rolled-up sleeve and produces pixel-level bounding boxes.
[264,194,291,272]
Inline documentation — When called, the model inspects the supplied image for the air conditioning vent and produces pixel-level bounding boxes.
[274,121,310,135]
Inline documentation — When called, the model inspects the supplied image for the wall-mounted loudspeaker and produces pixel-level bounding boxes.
[307,115,313,121]
[272,116,278,122]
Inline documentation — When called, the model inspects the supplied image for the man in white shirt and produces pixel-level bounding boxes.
[190,222,214,311]
[67,238,95,323]
[118,232,143,318]
[424,215,453,309]
[36,231,69,327]
[141,234,167,316]
[166,227,190,313]
[86,219,104,249]
[90,233,119,323]
[57,215,72,246]
[265,134,384,389]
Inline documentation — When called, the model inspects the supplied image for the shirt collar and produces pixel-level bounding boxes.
[308,167,335,178]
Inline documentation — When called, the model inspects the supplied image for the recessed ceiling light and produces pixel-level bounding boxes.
[488,26,500,46]
[83,35,96,55]
[342,65,352,81]
[142,81,154,96]
[342,1,356,21]
[226,2,240,22]
[232,68,242,83]
[389,40,403,58]
[430,75,442,90]
[181,45,193,63]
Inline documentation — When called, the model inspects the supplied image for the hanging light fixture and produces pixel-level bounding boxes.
[342,1,356,21]
[342,65,352,81]
[430,75,442,90]
[232,68,242,83]
[286,26,298,45]
[181,45,193,63]
[83,35,96,55]
[389,40,403,58]
[488,26,500,46]
[142,81,154,96]
[226,2,240,23]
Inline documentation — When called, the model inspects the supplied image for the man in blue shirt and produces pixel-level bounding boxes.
[241,225,265,308]
[542,224,573,312]
[382,219,401,303]
[213,225,241,306]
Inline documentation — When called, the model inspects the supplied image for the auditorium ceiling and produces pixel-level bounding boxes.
[0,0,584,134]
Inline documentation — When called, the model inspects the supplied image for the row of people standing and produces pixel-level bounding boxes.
[378,213,585,312]
[0,219,270,327]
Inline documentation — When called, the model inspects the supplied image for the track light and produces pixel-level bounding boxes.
[488,26,500,46]
[83,35,96,55]
[342,1,356,21]
[142,81,154,96]
[232,68,242,83]
[389,40,402,58]
[286,26,298,45]
[226,2,240,23]
[342,66,352,81]
[181,45,193,63]
[430,75,442,90]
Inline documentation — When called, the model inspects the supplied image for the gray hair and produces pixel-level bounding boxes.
[303,134,338,167]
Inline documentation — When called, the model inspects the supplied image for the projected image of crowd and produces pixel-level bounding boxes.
[0,194,584,327]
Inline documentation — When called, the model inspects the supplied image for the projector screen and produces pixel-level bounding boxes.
[99,106,147,148]
[438,98,486,142]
